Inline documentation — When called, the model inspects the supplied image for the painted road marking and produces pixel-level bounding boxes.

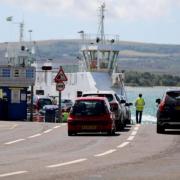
[0,124,18,130]
[53,125,61,129]
[28,133,42,139]
[47,158,87,168]
[5,139,25,145]
[131,131,137,136]
[127,135,135,141]
[4,126,62,145]
[134,126,139,131]
[117,142,130,148]
[94,149,117,157]
[0,171,28,177]
[43,129,53,134]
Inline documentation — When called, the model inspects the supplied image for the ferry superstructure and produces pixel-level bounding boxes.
[33,3,127,100]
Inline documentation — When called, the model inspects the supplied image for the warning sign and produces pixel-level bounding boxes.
[54,66,68,83]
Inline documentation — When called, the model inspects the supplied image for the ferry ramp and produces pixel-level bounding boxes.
[62,72,125,99]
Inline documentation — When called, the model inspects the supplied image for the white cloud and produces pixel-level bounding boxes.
[1,0,180,20]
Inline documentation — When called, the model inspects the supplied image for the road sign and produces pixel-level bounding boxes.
[54,66,68,83]
[56,81,65,91]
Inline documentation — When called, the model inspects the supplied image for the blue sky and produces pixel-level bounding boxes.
[0,0,180,44]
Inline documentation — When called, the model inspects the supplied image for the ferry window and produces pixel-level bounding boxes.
[14,69,19,77]
[26,69,34,78]
[36,90,44,95]
[2,68,10,77]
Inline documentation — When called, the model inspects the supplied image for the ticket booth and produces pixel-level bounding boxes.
[0,87,27,120]
[0,66,35,121]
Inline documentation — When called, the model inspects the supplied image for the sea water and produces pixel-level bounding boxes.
[126,86,177,124]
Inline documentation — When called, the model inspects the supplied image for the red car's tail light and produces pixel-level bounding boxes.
[159,95,167,112]
[159,101,165,112]
[68,113,74,121]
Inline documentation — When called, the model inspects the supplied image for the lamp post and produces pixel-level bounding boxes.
[6,16,24,43]
[28,29,33,42]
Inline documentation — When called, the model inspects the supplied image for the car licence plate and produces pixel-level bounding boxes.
[82,125,97,130]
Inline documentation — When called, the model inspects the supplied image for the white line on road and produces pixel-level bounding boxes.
[28,133,42,139]
[134,126,139,131]
[47,158,87,168]
[117,142,130,148]
[43,129,53,134]
[127,135,135,141]
[94,149,117,157]
[53,125,61,129]
[0,171,28,177]
[5,139,25,145]
[131,131,137,136]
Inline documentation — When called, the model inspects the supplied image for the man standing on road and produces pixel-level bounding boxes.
[135,93,145,124]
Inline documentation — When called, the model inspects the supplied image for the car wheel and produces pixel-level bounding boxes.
[157,125,165,134]
[107,129,115,136]
[68,131,74,136]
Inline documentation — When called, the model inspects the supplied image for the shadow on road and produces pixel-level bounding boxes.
[74,132,121,137]
[121,125,132,132]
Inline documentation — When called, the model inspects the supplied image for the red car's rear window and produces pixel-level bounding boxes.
[71,100,108,116]
[83,94,113,102]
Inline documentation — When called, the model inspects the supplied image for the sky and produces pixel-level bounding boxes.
[0,0,180,44]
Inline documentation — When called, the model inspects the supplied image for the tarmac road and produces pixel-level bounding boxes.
[0,121,180,180]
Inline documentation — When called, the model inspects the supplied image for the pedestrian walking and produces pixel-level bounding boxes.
[135,93,145,124]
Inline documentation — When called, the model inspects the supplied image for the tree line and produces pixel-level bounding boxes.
[125,71,180,87]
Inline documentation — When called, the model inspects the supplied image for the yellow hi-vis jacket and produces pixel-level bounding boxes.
[135,97,145,111]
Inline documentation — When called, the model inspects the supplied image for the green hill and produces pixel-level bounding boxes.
[0,39,180,76]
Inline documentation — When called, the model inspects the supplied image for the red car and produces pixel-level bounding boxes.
[67,97,116,136]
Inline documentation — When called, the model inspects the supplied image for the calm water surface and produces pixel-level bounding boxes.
[126,86,179,124]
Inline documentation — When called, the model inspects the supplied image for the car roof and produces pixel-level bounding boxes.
[33,95,52,100]
[83,90,116,95]
[76,97,108,101]
[166,88,180,93]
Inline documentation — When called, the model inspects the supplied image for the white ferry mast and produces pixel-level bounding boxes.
[98,3,106,44]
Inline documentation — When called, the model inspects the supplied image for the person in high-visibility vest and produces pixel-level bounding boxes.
[135,93,145,124]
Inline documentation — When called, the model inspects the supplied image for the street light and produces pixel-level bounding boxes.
[28,29,33,42]
[6,16,24,42]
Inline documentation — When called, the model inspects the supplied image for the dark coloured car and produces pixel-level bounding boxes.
[67,97,116,136]
[156,89,180,133]
[61,99,73,111]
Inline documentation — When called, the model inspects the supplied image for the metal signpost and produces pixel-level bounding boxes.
[54,66,68,123]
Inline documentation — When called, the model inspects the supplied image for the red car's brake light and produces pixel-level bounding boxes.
[159,95,168,112]
[67,113,74,121]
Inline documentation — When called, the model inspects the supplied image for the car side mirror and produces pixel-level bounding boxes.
[126,102,133,106]
[120,99,126,104]
[77,91,82,97]
[156,98,161,104]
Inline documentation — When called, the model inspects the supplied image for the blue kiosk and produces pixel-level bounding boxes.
[0,45,36,121]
